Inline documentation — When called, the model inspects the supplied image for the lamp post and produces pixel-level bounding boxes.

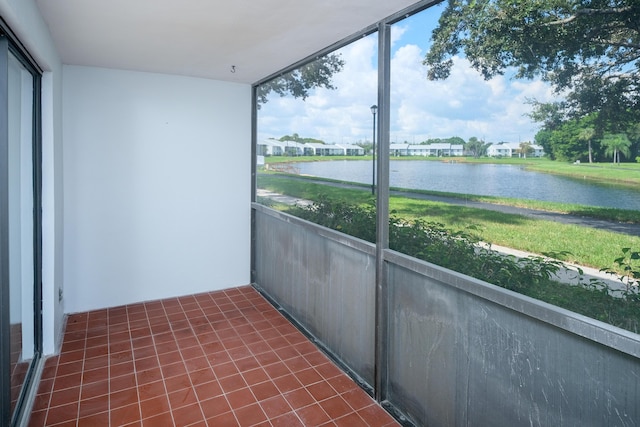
[370,104,378,195]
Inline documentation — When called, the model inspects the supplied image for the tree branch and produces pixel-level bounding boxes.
[545,6,634,26]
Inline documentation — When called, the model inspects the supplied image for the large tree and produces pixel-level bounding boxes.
[535,116,596,161]
[256,54,345,106]
[465,136,488,157]
[424,0,640,128]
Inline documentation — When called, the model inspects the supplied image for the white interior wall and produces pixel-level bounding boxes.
[62,66,251,313]
[41,68,65,355]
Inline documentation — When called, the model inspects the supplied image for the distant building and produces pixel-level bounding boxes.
[305,143,342,156]
[257,140,304,156]
[340,144,365,156]
[257,140,365,156]
[257,139,284,156]
[486,142,545,158]
[389,143,464,157]
[259,140,501,158]
[305,143,364,156]
[281,140,306,156]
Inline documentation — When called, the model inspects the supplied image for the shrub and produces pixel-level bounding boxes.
[289,197,640,333]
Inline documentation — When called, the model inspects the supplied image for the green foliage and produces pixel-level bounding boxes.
[601,248,640,298]
[528,101,565,130]
[464,136,488,158]
[425,0,640,146]
[517,142,533,158]
[421,136,466,145]
[288,197,640,332]
[532,109,640,162]
[279,133,326,144]
[596,247,640,331]
[536,118,590,161]
[256,54,345,107]
[533,114,602,162]
[534,128,555,160]
[290,197,377,242]
[423,0,640,163]
[577,126,596,163]
[602,133,632,164]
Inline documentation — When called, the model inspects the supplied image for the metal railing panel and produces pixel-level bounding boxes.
[253,205,376,386]
[252,206,639,426]
[386,250,640,427]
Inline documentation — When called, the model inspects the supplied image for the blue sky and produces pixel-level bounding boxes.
[258,4,558,145]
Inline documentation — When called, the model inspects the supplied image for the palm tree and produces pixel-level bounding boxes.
[601,133,631,165]
[577,127,595,163]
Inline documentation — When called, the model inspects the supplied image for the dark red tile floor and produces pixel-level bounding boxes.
[28,285,399,426]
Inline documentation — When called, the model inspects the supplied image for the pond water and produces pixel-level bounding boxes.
[291,160,640,211]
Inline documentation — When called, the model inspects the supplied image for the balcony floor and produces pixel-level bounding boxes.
[28,285,398,426]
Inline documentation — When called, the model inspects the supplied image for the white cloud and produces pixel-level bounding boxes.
[391,24,408,47]
[258,31,560,144]
[258,34,379,144]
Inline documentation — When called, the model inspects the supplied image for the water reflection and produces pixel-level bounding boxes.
[293,160,640,210]
[8,49,35,418]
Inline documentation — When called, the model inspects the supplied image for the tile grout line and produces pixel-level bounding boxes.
[32,287,400,426]
[209,290,251,426]
[126,304,143,427]
[174,294,209,425]
[227,291,270,426]
[229,288,309,426]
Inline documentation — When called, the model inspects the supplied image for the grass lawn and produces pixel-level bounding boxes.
[389,186,640,223]
[463,157,640,186]
[390,196,639,269]
[257,174,640,270]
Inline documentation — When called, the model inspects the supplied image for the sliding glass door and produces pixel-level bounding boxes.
[0,28,42,427]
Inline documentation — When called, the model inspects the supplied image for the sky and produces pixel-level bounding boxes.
[257,4,560,145]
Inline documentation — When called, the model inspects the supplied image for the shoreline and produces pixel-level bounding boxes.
[261,171,640,224]
[263,155,640,188]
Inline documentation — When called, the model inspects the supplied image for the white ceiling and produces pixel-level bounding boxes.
[36,0,421,84]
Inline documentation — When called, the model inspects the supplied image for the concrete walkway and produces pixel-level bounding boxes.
[481,243,626,294]
[256,189,313,207]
